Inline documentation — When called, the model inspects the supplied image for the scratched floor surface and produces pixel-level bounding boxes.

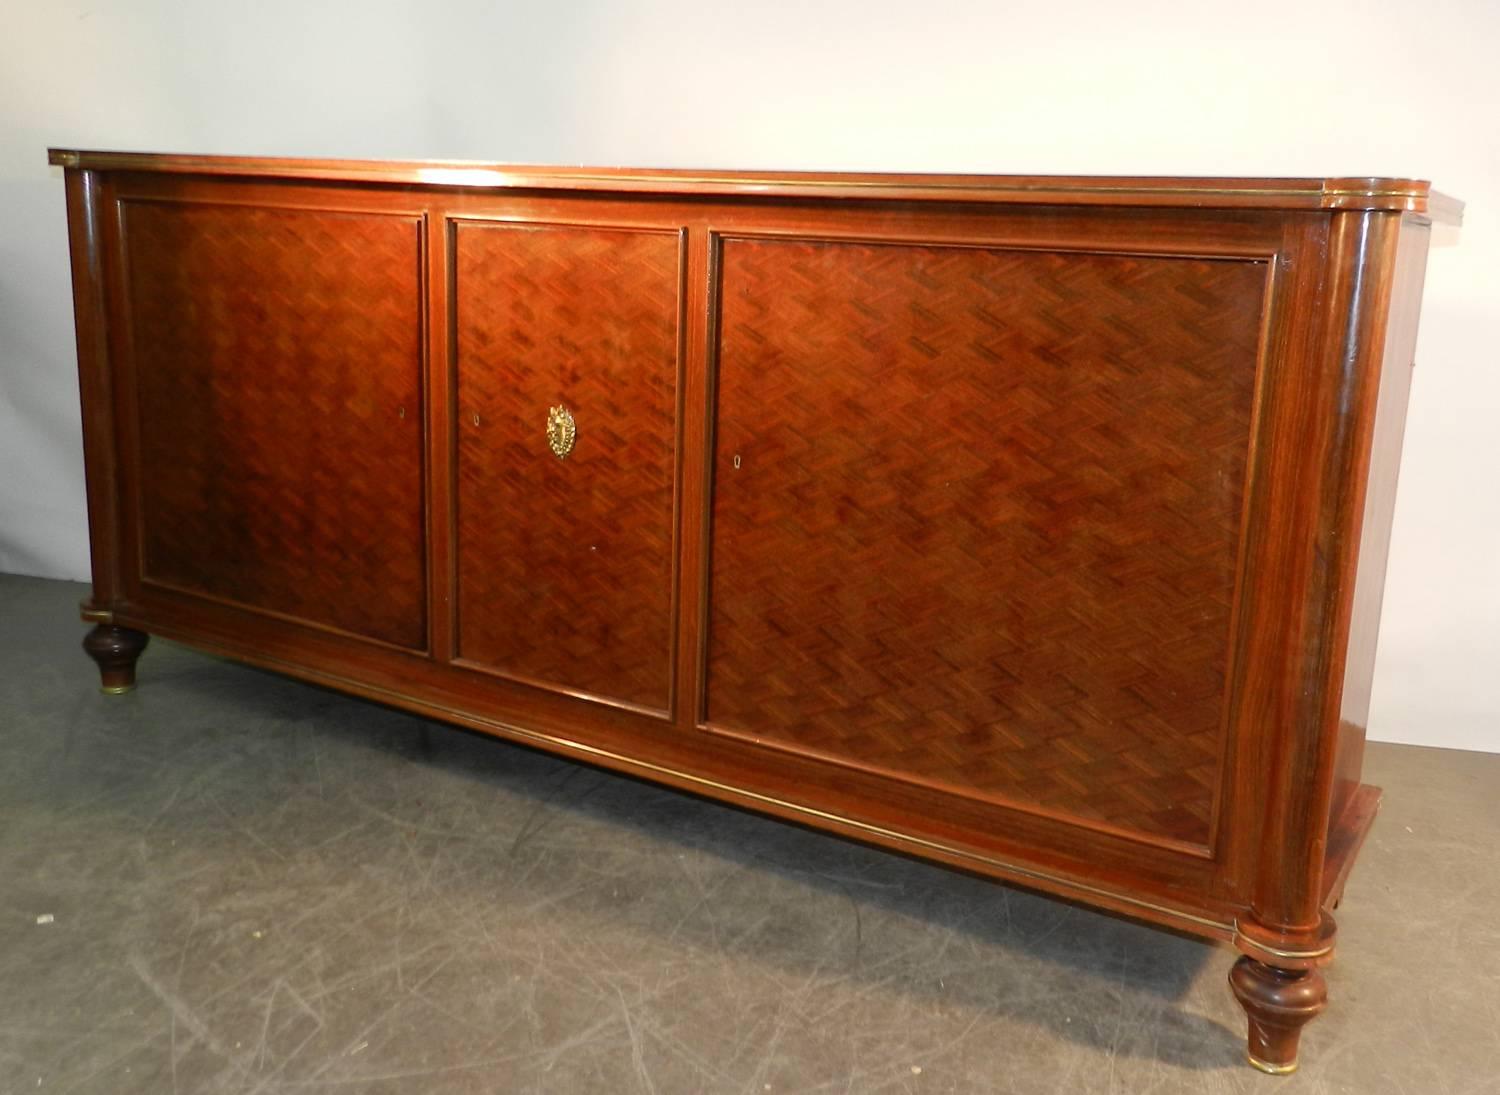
[1,574,1497,1094]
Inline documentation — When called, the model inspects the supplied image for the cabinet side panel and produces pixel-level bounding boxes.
[454,222,680,713]
[122,200,427,649]
[1329,218,1432,825]
[707,237,1267,846]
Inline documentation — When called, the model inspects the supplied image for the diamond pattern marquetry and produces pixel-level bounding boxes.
[707,238,1266,844]
[455,223,680,711]
[126,202,427,649]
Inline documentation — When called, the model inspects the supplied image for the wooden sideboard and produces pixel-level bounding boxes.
[52,149,1461,1073]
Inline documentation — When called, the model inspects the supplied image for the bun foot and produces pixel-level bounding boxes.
[83,624,149,694]
[1229,957,1327,1075]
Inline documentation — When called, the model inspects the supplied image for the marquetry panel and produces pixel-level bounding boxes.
[454,222,680,712]
[706,237,1267,844]
[124,201,426,649]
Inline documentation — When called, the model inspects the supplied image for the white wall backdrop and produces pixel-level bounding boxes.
[1,0,1495,751]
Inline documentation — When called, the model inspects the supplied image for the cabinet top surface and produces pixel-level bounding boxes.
[47,149,1463,223]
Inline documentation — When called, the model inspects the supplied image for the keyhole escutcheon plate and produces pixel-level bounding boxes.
[546,404,576,459]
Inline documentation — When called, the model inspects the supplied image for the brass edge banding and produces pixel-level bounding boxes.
[429,178,1333,201]
[1236,941,1335,960]
[44,152,1436,211]
[1232,920,1336,961]
[46,154,1328,197]
[1247,1054,1297,1076]
[100,684,134,696]
[120,623,1233,937]
[1320,185,1424,202]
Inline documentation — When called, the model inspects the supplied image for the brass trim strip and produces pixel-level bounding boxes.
[1240,941,1335,961]
[1232,922,1336,961]
[47,151,1447,215]
[1248,1055,1298,1076]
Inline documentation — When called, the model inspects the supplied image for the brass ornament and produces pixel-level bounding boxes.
[545,404,576,459]
[1247,1055,1298,1076]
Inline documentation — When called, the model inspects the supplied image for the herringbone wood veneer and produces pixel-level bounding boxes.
[126,202,427,649]
[707,239,1266,843]
[455,223,679,710]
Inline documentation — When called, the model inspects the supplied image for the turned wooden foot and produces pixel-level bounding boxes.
[1229,957,1328,1075]
[83,625,149,694]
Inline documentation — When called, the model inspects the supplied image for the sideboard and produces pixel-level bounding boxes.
[51,149,1461,1073]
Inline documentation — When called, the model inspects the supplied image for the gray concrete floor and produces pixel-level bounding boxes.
[0,574,1496,1095]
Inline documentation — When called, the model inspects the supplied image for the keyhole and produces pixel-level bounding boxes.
[398,405,406,420]
[472,413,481,427]
[732,454,742,470]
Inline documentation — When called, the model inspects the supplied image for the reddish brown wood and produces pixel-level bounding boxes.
[82,624,149,693]
[46,150,1462,221]
[1327,218,1432,845]
[707,237,1264,846]
[119,198,428,649]
[1322,783,1382,912]
[50,151,1461,1072]
[1229,957,1329,1074]
[674,214,717,733]
[452,221,681,712]
[424,210,457,664]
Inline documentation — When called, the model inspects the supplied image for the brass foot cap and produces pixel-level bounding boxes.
[100,684,135,695]
[1248,1053,1298,1076]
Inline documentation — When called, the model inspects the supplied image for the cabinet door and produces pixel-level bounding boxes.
[454,222,680,713]
[124,201,427,649]
[706,236,1266,848]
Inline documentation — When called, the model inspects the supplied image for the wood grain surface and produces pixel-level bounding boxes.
[706,237,1266,843]
[123,200,427,649]
[454,221,681,712]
